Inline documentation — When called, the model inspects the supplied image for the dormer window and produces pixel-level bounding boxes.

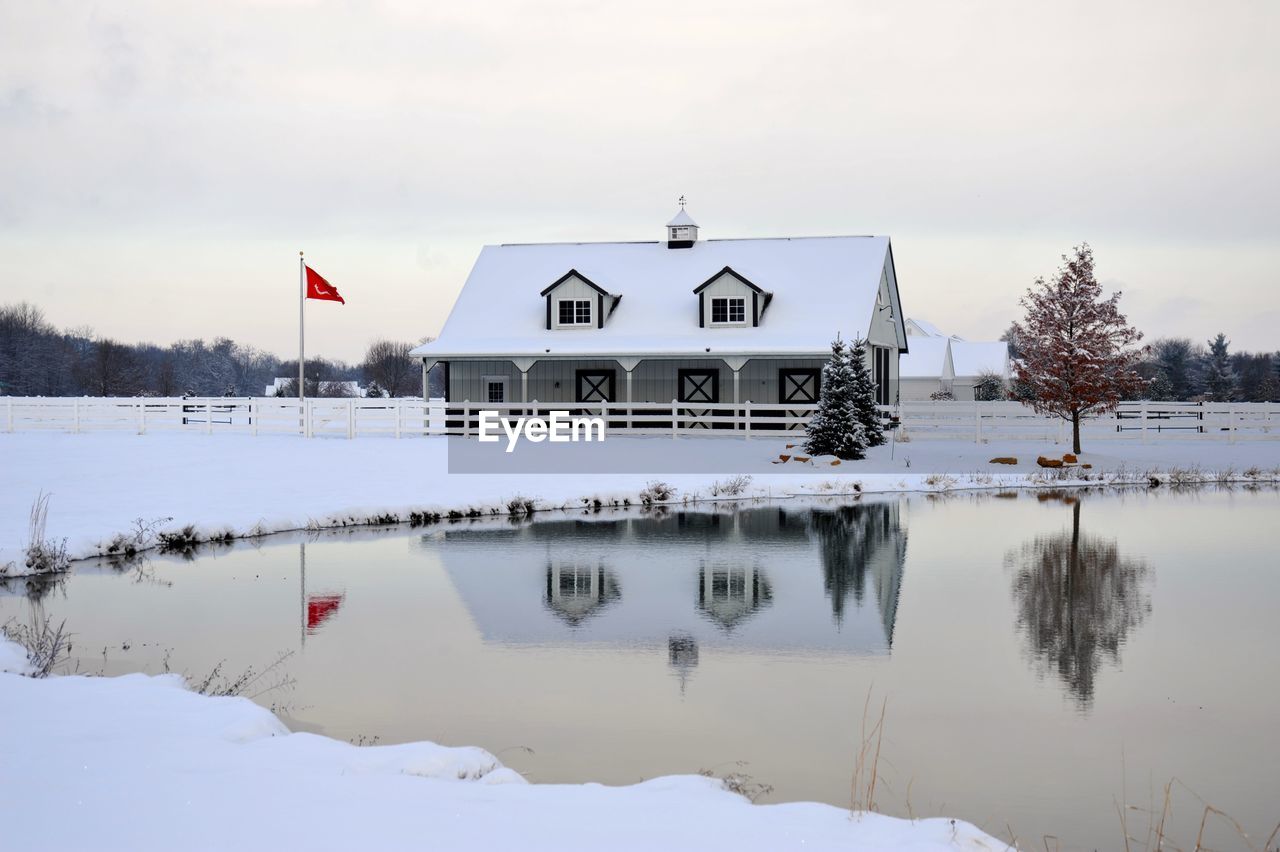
[693,266,773,329]
[558,298,592,326]
[710,297,745,325]
[540,269,619,330]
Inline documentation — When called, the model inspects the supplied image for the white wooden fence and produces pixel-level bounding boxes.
[1,396,1278,442]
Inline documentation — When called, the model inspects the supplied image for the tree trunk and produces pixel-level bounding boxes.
[1072,410,1082,454]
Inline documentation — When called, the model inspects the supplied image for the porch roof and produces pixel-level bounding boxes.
[417,348,830,363]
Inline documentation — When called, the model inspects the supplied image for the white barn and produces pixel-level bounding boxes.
[411,209,909,420]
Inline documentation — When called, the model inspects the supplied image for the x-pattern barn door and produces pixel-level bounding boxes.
[678,369,719,429]
[779,368,820,431]
[575,370,615,404]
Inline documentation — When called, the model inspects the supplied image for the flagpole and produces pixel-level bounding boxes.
[300,541,306,648]
[298,251,305,401]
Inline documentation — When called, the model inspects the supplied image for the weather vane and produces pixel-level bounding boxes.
[678,195,686,209]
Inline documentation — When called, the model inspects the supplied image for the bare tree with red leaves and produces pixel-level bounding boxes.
[1011,244,1145,454]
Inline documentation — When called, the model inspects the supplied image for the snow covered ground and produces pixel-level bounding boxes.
[0,641,1007,851]
[2,430,1279,573]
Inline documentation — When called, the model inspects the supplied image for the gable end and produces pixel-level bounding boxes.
[539,269,611,298]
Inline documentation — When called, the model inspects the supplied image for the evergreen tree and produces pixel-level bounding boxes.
[1146,371,1174,401]
[973,371,1006,402]
[1203,333,1236,401]
[804,337,867,460]
[1150,338,1201,400]
[847,336,885,446]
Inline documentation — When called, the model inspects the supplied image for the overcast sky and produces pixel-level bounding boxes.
[2,0,1277,362]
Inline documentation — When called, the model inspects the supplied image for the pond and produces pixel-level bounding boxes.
[4,488,1278,850]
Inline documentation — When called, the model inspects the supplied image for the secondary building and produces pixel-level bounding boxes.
[898,318,1011,401]
[411,208,909,424]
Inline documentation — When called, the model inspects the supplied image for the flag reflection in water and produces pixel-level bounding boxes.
[299,542,345,641]
[307,594,345,633]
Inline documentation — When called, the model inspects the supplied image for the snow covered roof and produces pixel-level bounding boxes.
[950,340,1010,378]
[904,317,946,338]
[897,337,953,379]
[666,208,698,228]
[412,236,903,359]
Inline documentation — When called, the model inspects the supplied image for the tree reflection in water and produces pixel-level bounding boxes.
[1006,496,1152,708]
[807,503,906,642]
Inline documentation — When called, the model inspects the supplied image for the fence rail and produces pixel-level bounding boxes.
[2,396,1278,442]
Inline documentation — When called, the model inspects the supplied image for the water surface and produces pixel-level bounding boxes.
[5,488,1278,850]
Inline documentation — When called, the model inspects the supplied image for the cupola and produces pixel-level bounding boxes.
[666,202,698,249]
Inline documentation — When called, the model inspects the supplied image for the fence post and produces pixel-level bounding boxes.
[395,398,402,439]
[305,400,312,438]
[744,401,752,440]
[600,402,608,434]
[74,398,80,434]
[1140,400,1148,443]
[347,399,355,439]
[974,402,981,444]
[463,401,471,438]
[1229,405,1236,444]
[136,400,144,435]
[671,400,679,440]
[251,400,258,436]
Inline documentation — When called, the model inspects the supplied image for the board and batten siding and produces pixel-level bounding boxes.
[445,353,894,405]
[738,358,827,403]
[445,360,522,403]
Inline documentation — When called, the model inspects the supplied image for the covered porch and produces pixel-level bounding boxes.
[419,354,838,435]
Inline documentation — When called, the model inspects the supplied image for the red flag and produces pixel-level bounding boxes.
[305,266,345,304]
[306,593,344,633]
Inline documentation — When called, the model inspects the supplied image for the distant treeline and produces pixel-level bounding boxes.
[1003,327,1280,402]
[0,302,440,398]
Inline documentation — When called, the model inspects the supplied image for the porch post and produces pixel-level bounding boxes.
[615,357,642,434]
[625,369,633,431]
[733,369,741,430]
[722,357,749,433]
[511,357,537,416]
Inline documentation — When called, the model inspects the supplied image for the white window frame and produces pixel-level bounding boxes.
[557,298,593,327]
[482,375,509,404]
[710,296,747,326]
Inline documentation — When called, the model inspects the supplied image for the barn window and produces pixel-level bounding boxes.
[711,297,745,324]
[482,375,508,404]
[558,299,592,326]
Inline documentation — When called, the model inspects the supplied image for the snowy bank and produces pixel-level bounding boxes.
[0,640,1008,852]
[2,431,1278,574]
